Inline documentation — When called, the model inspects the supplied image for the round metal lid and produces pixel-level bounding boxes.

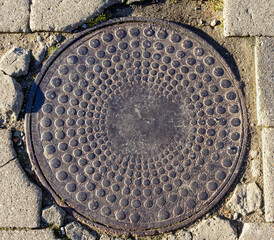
[25,18,247,236]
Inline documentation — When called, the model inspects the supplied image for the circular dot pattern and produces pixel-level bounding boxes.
[27,20,246,235]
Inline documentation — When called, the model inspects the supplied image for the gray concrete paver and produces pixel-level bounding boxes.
[223,0,274,36]
[0,229,57,240]
[65,221,97,240]
[0,159,42,228]
[239,223,274,240]
[0,47,31,77]
[255,37,274,126]
[262,128,274,222]
[42,204,66,227]
[0,0,30,32]
[190,216,237,240]
[29,0,121,32]
[227,182,262,216]
[0,130,16,166]
[0,71,24,120]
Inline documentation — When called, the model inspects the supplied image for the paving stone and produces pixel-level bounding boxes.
[223,0,274,36]
[0,130,17,166]
[0,229,57,240]
[30,0,121,32]
[100,235,112,240]
[239,223,274,240]
[162,234,176,240]
[32,43,47,65]
[251,158,261,178]
[0,71,24,120]
[0,0,30,32]
[42,204,66,227]
[0,159,42,228]
[190,216,237,240]
[176,230,192,240]
[65,221,97,240]
[255,37,274,126]
[227,182,262,216]
[30,0,145,32]
[0,47,31,77]
[262,128,274,222]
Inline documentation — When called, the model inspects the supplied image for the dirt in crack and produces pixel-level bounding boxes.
[107,85,189,156]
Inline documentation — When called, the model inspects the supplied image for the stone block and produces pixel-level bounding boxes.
[65,221,97,240]
[223,0,274,36]
[191,216,237,240]
[227,182,262,216]
[239,223,274,240]
[0,229,57,240]
[0,71,24,120]
[42,204,66,227]
[30,0,121,32]
[0,0,30,32]
[0,130,16,166]
[0,159,42,228]
[0,47,31,77]
[255,37,274,126]
[262,128,274,222]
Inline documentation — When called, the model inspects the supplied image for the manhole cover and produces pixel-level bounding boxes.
[25,18,247,236]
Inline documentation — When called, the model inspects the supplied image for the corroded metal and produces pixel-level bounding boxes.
[25,17,247,236]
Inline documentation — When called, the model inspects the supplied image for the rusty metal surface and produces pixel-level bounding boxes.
[25,18,247,236]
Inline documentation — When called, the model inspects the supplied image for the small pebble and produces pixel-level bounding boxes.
[233,212,239,220]
[36,36,43,43]
[199,19,206,26]
[61,227,65,235]
[250,149,258,158]
[210,19,218,27]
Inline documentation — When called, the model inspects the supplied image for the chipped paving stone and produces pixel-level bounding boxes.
[0,159,42,228]
[0,71,24,120]
[0,130,17,166]
[190,216,237,240]
[42,204,66,227]
[65,221,97,240]
[227,182,262,216]
[0,47,31,77]
[239,223,274,240]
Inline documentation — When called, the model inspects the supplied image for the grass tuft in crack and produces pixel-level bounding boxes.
[85,13,112,27]
[209,0,223,11]
[45,46,58,60]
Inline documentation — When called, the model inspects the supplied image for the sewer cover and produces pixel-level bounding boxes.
[25,18,247,236]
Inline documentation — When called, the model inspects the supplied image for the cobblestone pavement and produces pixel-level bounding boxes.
[0,0,273,239]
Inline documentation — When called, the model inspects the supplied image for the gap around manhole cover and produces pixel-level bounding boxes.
[25,17,247,236]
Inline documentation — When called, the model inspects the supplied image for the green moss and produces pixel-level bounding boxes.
[0,227,16,231]
[220,19,224,28]
[45,46,58,59]
[209,0,223,11]
[85,13,111,27]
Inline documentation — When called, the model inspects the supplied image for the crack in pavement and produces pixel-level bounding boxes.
[0,157,17,168]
